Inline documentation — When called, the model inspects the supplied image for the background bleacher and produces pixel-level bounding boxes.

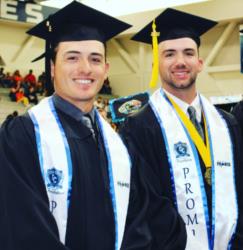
[0,87,118,126]
[0,87,29,124]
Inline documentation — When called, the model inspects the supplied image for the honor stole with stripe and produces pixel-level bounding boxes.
[29,97,131,250]
[150,88,238,250]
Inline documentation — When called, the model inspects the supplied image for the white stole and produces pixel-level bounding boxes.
[29,97,131,250]
[149,89,238,250]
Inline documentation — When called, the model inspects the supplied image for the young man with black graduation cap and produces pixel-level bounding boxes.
[0,1,187,250]
[120,8,243,249]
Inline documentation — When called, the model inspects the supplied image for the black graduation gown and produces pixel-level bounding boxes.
[0,107,186,250]
[232,100,243,129]
[120,104,243,249]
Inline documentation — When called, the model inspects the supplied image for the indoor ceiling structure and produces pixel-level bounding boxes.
[9,0,243,99]
[34,0,210,17]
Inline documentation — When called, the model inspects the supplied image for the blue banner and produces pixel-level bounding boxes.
[0,0,58,24]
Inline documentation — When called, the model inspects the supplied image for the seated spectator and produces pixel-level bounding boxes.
[12,110,18,117]
[99,78,112,95]
[0,67,5,87]
[24,69,36,87]
[111,122,118,131]
[21,81,31,96]
[9,88,17,101]
[97,108,107,120]
[94,96,113,125]
[9,82,19,102]
[2,72,13,88]
[12,70,22,85]
[37,72,46,95]
[103,98,111,119]
[28,86,38,105]
[94,96,104,109]
[5,110,19,122]
[36,80,44,95]
[16,87,29,106]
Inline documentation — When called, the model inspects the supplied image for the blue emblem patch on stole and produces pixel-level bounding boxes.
[46,168,64,193]
[174,142,190,158]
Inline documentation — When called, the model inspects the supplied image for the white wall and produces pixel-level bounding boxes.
[1,0,243,99]
[107,25,243,98]
[0,20,44,78]
[107,0,243,98]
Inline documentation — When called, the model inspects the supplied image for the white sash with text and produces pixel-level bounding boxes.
[150,89,237,250]
[29,97,131,250]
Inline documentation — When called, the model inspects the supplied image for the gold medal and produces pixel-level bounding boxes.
[205,167,211,186]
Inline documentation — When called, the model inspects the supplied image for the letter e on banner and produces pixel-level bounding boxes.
[1,0,18,21]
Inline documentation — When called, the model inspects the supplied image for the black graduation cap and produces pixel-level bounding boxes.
[27,0,131,95]
[131,8,217,89]
[132,8,217,47]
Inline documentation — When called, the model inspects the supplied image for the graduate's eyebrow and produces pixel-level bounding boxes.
[162,48,196,53]
[184,48,196,53]
[64,50,104,58]
[162,49,175,54]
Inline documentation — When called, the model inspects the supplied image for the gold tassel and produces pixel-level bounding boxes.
[149,20,160,89]
[46,20,52,32]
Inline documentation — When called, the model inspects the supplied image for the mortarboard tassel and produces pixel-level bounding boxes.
[149,20,160,89]
[45,19,54,96]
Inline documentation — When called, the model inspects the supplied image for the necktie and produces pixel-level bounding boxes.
[187,106,211,185]
[82,114,97,142]
[187,106,204,141]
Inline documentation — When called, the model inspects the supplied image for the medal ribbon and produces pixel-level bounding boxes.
[167,95,212,168]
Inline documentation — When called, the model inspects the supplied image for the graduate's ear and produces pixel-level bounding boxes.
[198,57,203,73]
[51,60,55,79]
[104,62,110,80]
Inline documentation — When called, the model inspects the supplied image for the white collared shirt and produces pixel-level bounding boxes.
[163,89,202,122]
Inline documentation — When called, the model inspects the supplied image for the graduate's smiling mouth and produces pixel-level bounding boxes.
[73,78,94,85]
[171,70,190,80]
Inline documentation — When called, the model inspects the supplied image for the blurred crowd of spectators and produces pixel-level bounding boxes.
[0,68,117,128]
[94,95,118,131]
[0,67,46,107]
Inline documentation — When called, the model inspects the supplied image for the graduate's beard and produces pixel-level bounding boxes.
[164,76,196,90]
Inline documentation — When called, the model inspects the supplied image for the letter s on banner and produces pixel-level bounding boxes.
[26,3,43,23]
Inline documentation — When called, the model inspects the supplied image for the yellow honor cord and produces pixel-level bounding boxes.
[149,20,160,89]
[167,96,212,168]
